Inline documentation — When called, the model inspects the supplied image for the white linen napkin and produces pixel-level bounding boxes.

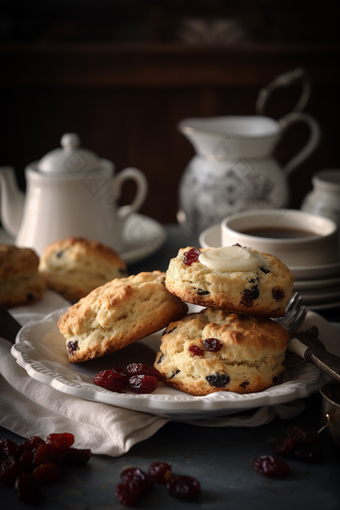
[0,291,339,456]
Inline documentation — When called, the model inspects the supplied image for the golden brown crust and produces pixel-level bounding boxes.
[0,244,46,308]
[58,271,188,363]
[154,308,289,396]
[39,237,127,301]
[165,246,294,318]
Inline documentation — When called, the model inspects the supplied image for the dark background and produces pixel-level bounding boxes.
[1,0,339,224]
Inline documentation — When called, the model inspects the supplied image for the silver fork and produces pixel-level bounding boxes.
[275,292,340,382]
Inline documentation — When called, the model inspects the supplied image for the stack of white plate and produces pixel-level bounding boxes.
[199,224,340,311]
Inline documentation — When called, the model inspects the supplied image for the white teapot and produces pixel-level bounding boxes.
[0,134,148,254]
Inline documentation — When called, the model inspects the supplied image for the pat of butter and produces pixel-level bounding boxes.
[198,246,265,272]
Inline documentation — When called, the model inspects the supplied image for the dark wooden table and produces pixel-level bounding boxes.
[1,225,339,509]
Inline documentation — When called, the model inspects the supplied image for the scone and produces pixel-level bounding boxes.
[154,308,290,395]
[39,237,128,301]
[0,244,46,308]
[58,271,188,362]
[165,246,294,318]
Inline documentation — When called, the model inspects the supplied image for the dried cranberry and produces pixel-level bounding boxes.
[121,467,154,493]
[115,480,141,506]
[147,461,172,483]
[292,443,323,463]
[271,437,295,456]
[32,462,61,483]
[206,373,230,388]
[272,287,285,302]
[166,475,201,500]
[46,433,75,451]
[183,248,200,266]
[0,456,20,486]
[64,447,92,465]
[15,473,44,504]
[188,345,204,357]
[253,455,290,477]
[203,338,223,352]
[128,375,158,394]
[18,436,45,455]
[0,438,18,460]
[286,426,319,445]
[33,444,66,466]
[93,369,128,392]
[126,363,162,381]
[19,451,35,473]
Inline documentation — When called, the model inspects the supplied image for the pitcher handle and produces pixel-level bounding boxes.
[113,167,148,220]
[256,68,311,116]
[278,112,321,176]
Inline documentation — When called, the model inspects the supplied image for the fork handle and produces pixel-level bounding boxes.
[289,337,340,383]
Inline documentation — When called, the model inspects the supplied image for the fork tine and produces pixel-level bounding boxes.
[274,292,307,332]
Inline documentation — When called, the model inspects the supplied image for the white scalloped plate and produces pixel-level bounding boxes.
[11,307,328,420]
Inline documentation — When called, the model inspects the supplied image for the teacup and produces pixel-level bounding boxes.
[221,209,339,268]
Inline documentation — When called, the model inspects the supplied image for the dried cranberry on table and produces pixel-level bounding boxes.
[253,455,290,477]
[0,456,20,486]
[15,472,44,504]
[32,462,61,483]
[17,435,45,455]
[115,480,141,507]
[120,467,154,493]
[286,425,319,445]
[166,474,201,500]
[0,437,18,460]
[147,461,172,483]
[47,432,75,450]
[271,437,295,456]
[0,433,92,505]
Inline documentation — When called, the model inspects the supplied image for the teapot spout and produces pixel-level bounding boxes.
[0,167,25,238]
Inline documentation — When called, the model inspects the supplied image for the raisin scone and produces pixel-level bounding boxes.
[165,246,294,318]
[39,237,128,301]
[0,244,46,308]
[154,308,290,396]
[58,271,188,363]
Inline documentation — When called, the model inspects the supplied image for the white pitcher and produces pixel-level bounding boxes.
[177,112,320,235]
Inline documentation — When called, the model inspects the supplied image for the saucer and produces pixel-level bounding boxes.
[0,214,166,266]
[121,213,166,264]
[199,223,340,281]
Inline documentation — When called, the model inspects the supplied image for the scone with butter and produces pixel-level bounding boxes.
[165,246,294,318]
[0,244,46,308]
[154,308,289,395]
[58,271,188,363]
[39,237,127,301]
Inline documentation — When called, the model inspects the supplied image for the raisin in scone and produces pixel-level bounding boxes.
[39,237,127,301]
[58,271,188,363]
[154,308,289,395]
[165,246,294,318]
[0,244,46,308]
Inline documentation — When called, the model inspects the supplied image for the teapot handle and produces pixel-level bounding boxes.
[278,112,321,176]
[113,167,148,220]
[255,68,311,116]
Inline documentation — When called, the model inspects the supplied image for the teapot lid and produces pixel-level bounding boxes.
[37,133,101,174]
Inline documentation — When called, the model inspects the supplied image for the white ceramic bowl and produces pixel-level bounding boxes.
[221,209,339,268]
